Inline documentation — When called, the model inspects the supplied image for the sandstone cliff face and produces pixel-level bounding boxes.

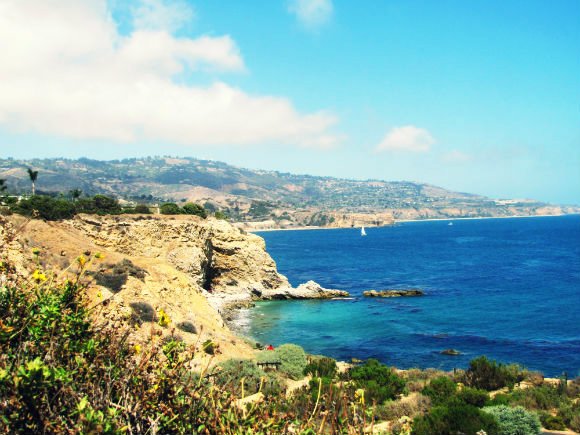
[65,215,290,296]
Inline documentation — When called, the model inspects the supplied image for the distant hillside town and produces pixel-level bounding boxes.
[1,157,577,229]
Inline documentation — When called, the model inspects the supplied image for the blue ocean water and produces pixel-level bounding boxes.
[247,215,580,377]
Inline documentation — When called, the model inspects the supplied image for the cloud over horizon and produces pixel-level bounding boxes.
[288,0,333,28]
[0,0,339,148]
[375,126,435,153]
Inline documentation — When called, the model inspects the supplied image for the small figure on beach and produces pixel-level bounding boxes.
[266,344,274,351]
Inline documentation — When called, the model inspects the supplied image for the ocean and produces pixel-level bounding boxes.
[244,215,580,377]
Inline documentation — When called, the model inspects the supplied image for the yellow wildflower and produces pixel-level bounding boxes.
[157,309,171,327]
[93,252,104,260]
[398,416,413,435]
[32,269,47,283]
[0,320,14,334]
[355,388,365,406]
[133,344,142,354]
[96,291,103,299]
[77,255,87,268]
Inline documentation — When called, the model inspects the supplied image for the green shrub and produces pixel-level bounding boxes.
[90,259,146,292]
[308,376,336,401]
[182,203,207,218]
[202,339,216,355]
[134,204,151,214]
[375,393,431,421]
[458,386,490,408]
[11,195,76,220]
[464,356,525,391]
[413,401,500,435]
[507,384,564,410]
[348,359,406,405]
[304,356,337,379]
[214,359,281,397]
[539,412,566,431]
[558,401,580,432]
[488,393,512,406]
[270,344,308,380]
[92,195,121,214]
[570,414,580,432]
[483,405,541,435]
[421,376,456,406]
[160,203,182,215]
[214,210,228,220]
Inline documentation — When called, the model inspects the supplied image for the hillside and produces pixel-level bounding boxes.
[1,156,577,228]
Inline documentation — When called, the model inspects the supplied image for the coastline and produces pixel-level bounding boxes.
[249,212,579,233]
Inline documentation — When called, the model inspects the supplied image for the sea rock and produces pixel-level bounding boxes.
[363,289,424,297]
[441,349,461,356]
[262,280,350,300]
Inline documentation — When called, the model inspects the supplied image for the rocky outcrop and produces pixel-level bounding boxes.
[260,280,349,300]
[64,214,348,307]
[363,289,424,297]
[65,214,290,296]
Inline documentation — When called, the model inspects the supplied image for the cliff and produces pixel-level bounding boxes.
[0,214,345,363]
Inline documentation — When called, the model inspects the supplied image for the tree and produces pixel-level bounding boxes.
[182,203,207,218]
[348,359,406,404]
[134,204,151,214]
[160,203,182,215]
[27,168,38,196]
[69,189,82,202]
[0,179,7,193]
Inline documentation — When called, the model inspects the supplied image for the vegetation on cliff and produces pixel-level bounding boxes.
[4,193,212,221]
[1,253,580,433]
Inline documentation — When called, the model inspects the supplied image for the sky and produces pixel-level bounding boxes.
[0,0,579,204]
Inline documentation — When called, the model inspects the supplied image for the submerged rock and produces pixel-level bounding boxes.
[441,349,461,356]
[363,289,424,297]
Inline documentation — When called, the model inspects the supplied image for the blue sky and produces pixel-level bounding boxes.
[0,0,578,204]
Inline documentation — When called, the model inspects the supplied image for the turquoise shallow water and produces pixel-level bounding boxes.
[246,215,580,377]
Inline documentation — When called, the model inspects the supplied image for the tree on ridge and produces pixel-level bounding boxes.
[27,168,38,196]
[69,188,82,201]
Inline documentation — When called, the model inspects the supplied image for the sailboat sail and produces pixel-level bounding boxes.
[361,226,367,236]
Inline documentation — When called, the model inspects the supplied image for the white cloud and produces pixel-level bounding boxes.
[288,0,333,28]
[0,0,339,148]
[132,0,194,33]
[442,150,471,163]
[375,126,435,153]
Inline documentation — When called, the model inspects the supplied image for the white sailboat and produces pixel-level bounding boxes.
[361,226,367,236]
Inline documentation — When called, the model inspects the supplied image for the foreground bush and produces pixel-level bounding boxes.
[413,400,500,435]
[421,375,456,405]
[0,260,213,433]
[348,358,406,404]
[303,356,338,379]
[214,359,281,397]
[263,343,308,380]
[0,255,382,433]
[464,356,525,391]
[483,405,541,435]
